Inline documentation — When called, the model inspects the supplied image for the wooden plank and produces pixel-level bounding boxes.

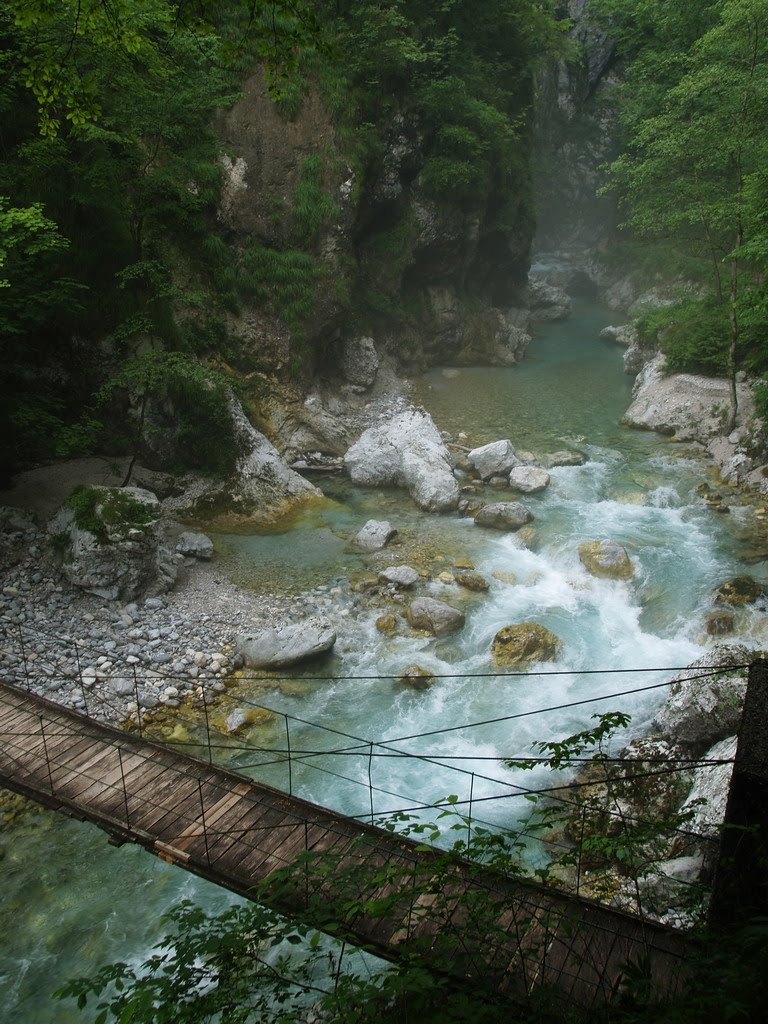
[53,747,128,803]
[197,797,283,868]
[225,811,306,878]
[170,785,251,851]
[138,778,212,839]
[87,753,175,820]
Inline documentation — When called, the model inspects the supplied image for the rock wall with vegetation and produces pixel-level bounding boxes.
[0,0,564,483]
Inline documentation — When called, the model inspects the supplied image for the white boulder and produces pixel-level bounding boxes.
[623,354,755,443]
[344,408,459,512]
[353,520,397,551]
[176,531,214,560]
[236,618,336,668]
[378,565,420,588]
[474,502,533,531]
[508,466,550,493]
[653,645,749,752]
[48,487,176,602]
[467,440,519,480]
[679,735,737,837]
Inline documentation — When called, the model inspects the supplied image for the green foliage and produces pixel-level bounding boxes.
[291,155,337,246]
[2,1,324,138]
[637,299,731,375]
[0,1,244,473]
[239,239,319,334]
[305,1,563,218]
[99,351,239,477]
[54,896,545,1024]
[597,0,768,401]
[67,485,154,543]
[0,195,67,287]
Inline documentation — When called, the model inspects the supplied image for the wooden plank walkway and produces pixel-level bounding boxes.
[0,679,688,1011]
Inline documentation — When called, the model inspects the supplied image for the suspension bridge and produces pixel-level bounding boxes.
[3,625,754,1012]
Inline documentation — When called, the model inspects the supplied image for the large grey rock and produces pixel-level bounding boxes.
[353,520,397,551]
[623,354,755,442]
[653,645,750,752]
[467,440,520,480]
[378,565,420,588]
[508,466,550,493]
[406,597,465,635]
[344,408,459,512]
[600,322,654,376]
[228,399,320,504]
[600,323,639,348]
[527,279,571,321]
[678,735,737,836]
[236,618,336,668]
[48,487,176,602]
[401,446,459,511]
[163,396,320,522]
[474,502,533,531]
[176,531,214,560]
[340,336,379,389]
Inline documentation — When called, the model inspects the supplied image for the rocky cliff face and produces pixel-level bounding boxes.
[205,68,535,398]
[535,0,619,253]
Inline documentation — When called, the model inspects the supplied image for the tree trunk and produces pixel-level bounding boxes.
[726,253,739,435]
[121,391,148,487]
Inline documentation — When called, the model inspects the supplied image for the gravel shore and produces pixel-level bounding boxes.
[0,505,342,726]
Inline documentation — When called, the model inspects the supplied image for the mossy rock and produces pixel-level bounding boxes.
[67,485,158,544]
[217,706,276,736]
[455,570,490,592]
[492,570,518,586]
[376,614,398,634]
[492,622,562,667]
[706,611,736,636]
[714,576,766,605]
[397,665,437,690]
[578,540,633,581]
[351,576,380,594]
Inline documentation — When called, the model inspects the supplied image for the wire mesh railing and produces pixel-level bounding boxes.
[1,621,739,922]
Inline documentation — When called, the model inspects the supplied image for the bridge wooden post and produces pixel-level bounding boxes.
[709,659,768,926]
[38,714,54,793]
[284,715,293,795]
[16,625,30,691]
[72,639,89,716]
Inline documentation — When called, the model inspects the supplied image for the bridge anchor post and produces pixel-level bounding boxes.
[709,659,768,926]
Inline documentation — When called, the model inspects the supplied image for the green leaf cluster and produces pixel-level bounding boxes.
[239,239,319,335]
[292,155,337,246]
[66,485,155,543]
[596,0,768,411]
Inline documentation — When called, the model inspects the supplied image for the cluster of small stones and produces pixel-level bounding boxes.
[0,517,355,727]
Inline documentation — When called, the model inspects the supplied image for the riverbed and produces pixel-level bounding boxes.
[2,297,766,1021]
